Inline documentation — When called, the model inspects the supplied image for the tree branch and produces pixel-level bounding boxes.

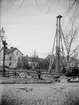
[16,0,27,11]
[69,45,79,56]
[34,0,42,11]
[47,0,55,12]
[64,0,76,14]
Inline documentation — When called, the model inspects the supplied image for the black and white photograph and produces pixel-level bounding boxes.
[0,0,79,105]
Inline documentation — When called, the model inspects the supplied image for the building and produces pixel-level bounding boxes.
[25,56,43,69]
[0,47,23,69]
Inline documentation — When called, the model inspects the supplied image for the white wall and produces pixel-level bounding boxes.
[0,48,23,68]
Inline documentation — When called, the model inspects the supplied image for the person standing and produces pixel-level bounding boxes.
[37,65,41,79]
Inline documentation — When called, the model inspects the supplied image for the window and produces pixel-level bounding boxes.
[9,57,11,60]
[9,62,11,66]
[18,57,20,61]
[16,52,18,55]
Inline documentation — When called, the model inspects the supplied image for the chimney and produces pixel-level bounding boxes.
[11,47,14,49]
[26,55,28,57]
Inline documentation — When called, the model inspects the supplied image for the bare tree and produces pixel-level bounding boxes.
[63,25,79,73]
[11,0,79,27]
[15,0,79,13]
[32,49,38,58]
[1,0,78,21]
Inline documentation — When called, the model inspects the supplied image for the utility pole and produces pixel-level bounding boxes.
[2,40,7,77]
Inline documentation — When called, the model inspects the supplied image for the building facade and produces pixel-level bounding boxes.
[25,56,43,69]
[0,47,23,69]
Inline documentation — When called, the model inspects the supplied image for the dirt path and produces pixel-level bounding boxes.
[0,83,79,105]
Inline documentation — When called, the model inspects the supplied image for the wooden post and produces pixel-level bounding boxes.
[2,40,7,77]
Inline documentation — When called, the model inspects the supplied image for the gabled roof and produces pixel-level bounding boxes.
[6,47,23,55]
[0,47,23,55]
[6,48,16,54]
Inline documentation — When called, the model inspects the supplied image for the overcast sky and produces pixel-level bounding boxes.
[0,0,77,58]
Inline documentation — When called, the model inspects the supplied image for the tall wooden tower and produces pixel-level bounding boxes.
[48,15,65,73]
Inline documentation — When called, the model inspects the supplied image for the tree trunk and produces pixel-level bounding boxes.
[66,55,70,74]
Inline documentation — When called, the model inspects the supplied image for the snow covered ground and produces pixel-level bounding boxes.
[0,83,79,105]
